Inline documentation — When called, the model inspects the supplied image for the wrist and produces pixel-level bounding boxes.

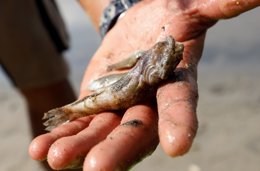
[99,0,141,37]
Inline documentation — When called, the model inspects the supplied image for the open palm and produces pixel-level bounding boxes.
[29,0,259,170]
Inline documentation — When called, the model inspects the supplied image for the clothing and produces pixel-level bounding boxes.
[0,0,69,89]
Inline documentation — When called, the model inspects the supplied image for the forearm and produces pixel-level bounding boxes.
[78,0,111,31]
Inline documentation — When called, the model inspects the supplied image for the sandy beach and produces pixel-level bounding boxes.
[0,2,259,171]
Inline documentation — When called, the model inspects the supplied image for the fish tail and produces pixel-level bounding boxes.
[43,107,84,131]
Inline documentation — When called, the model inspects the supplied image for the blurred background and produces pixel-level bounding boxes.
[0,1,259,171]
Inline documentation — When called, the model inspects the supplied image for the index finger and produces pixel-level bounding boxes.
[157,67,199,157]
[156,35,204,157]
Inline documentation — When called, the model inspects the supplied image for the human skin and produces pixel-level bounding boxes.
[29,0,260,170]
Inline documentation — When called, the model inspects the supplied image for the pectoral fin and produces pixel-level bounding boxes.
[88,72,127,91]
[107,51,144,71]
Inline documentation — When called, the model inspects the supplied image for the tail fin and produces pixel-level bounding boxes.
[43,107,81,131]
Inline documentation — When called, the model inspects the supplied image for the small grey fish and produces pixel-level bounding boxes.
[43,36,184,131]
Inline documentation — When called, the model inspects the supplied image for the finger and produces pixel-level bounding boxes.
[46,112,121,170]
[156,35,203,157]
[199,0,260,19]
[157,68,198,157]
[83,105,159,171]
[29,116,94,161]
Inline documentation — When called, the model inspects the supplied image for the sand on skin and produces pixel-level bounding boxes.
[0,2,259,171]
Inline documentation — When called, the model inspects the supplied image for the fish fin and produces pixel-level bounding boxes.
[43,107,83,131]
[107,51,144,71]
[88,72,127,91]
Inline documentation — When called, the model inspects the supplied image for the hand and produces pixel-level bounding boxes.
[29,0,260,170]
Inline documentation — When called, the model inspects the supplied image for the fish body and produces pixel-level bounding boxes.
[43,36,184,131]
